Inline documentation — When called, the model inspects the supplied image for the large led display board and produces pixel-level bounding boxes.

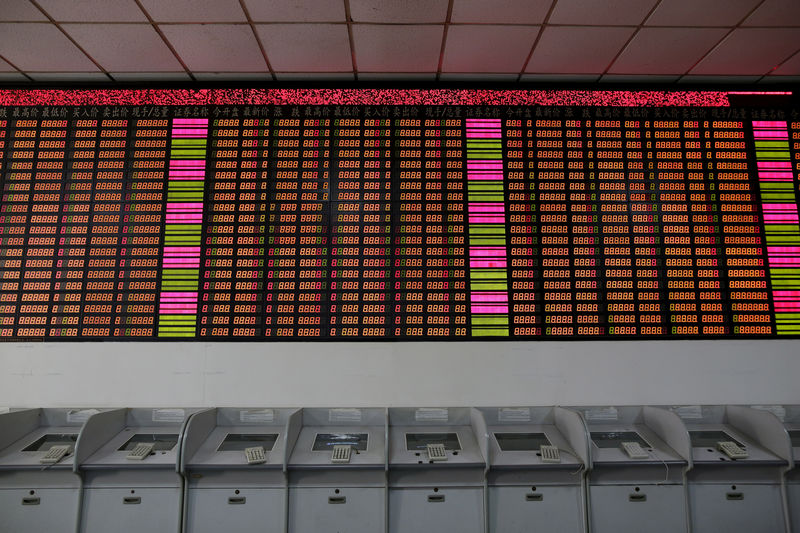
[0,88,797,340]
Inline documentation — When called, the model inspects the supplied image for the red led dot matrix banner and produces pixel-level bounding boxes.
[0,88,797,341]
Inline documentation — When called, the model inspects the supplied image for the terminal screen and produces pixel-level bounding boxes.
[118,433,179,451]
[494,432,551,451]
[217,433,278,451]
[689,430,744,448]
[22,433,78,451]
[591,431,651,449]
[312,433,369,451]
[0,88,798,341]
[406,432,462,451]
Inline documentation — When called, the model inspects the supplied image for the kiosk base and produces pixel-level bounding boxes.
[289,487,385,533]
[788,483,800,533]
[80,487,181,533]
[689,483,785,533]
[389,487,484,533]
[0,488,79,533]
[590,484,687,533]
[489,485,583,533]
[186,488,284,533]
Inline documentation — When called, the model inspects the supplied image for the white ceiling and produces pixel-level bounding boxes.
[0,0,798,83]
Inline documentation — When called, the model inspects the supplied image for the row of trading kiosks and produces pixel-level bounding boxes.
[0,405,797,533]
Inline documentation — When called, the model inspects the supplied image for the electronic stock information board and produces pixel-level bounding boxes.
[0,88,798,341]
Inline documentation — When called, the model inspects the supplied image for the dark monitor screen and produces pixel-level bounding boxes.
[405,432,462,451]
[789,430,800,448]
[23,434,78,452]
[118,434,179,452]
[217,433,278,452]
[591,431,650,449]
[494,432,551,451]
[312,433,368,451]
[689,430,744,448]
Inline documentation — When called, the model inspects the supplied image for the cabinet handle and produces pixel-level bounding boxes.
[123,497,141,505]
[427,494,445,503]
[328,496,346,504]
[228,497,246,505]
[22,497,40,506]
[629,494,647,502]
[525,493,543,502]
[726,492,744,501]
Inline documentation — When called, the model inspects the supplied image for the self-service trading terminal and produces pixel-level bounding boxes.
[0,408,102,533]
[577,405,692,533]
[388,407,488,533]
[776,405,800,532]
[480,406,589,533]
[672,405,791,533]
[76,407,205,533]
[287,408,387,533]
[180,408,297,533]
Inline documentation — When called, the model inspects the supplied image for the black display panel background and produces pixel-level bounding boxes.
[0,103,798,340]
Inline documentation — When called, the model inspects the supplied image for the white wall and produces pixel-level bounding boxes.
[1,340,798,408]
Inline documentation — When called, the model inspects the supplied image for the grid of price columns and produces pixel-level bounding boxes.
[1,102,799,340]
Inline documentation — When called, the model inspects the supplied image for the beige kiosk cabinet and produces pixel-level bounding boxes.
[287,408,388,533]
[773,405,800,533]
[481,406,589,533]
[672,405,791,533]
[180,408,298,533]
[0,408,102,533]
[577,405,692,533]
[388,407,488,533]
[76,407,206,533]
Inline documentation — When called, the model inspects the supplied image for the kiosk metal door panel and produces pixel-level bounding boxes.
[489,486,583,533]
[788,483,800,533]
[389,487,484,533]
[689,484,785,533]
[289,487,384,533]
[185,488,284,533]
[589,485,688,533]
[0,488,79,533]
[80,488,181,533]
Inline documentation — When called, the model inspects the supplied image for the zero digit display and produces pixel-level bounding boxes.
[715,119,771,335]
[596,119,638,335]
[328,118,391,338]
[200,117,269,338]
[115,118,168,338]
[0,89,796,340]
